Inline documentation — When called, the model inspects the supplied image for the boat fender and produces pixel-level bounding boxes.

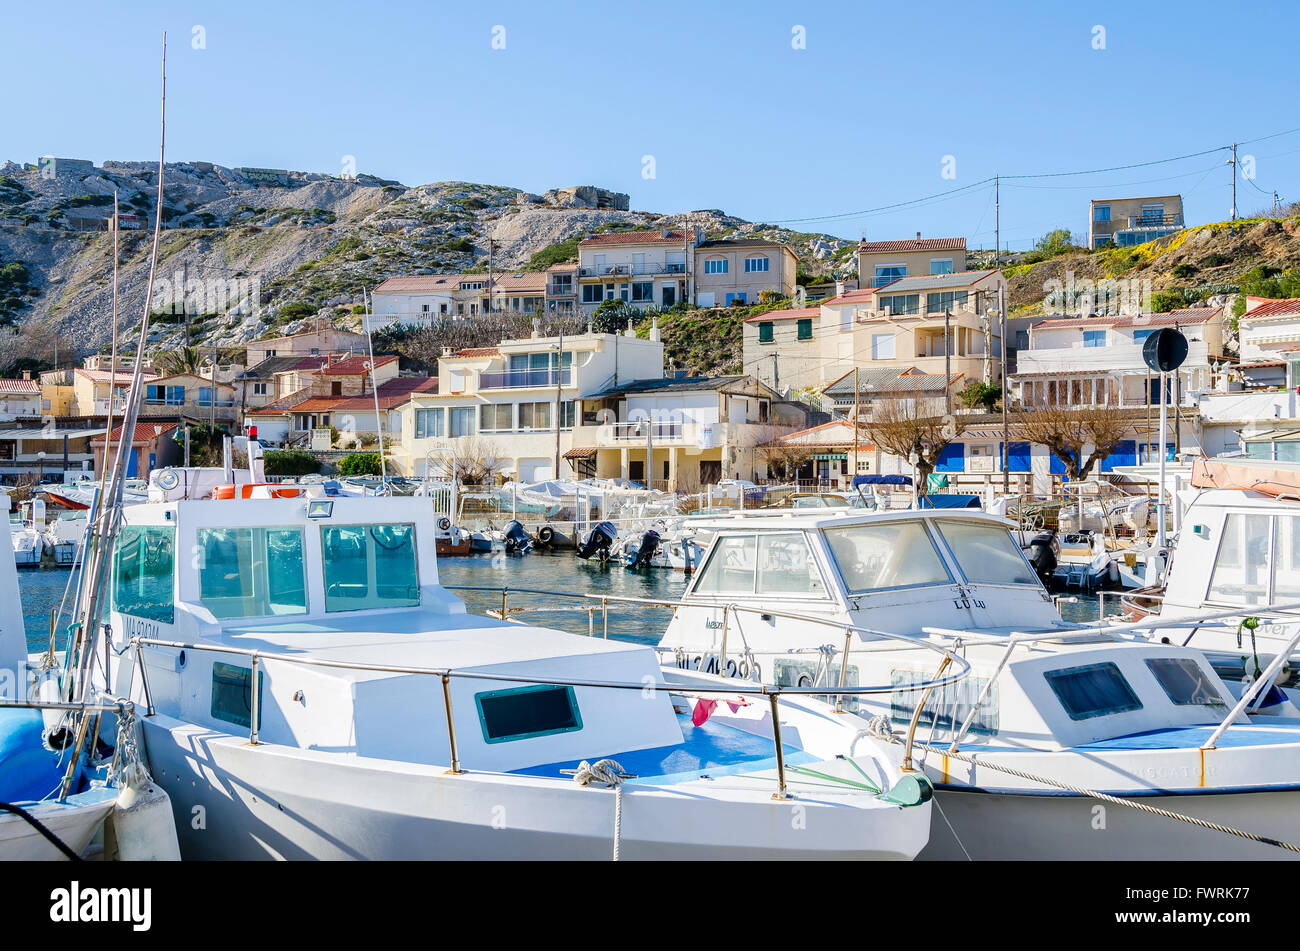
[877,773,934,807]
[537,525,555,547]
[105,779,181,862]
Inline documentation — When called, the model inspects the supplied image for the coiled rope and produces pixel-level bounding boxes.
[859,714,1300,854]
[570,759,630,861]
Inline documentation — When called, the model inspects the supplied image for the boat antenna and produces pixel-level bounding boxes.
[363,287,388,492]
[71,32,168,701]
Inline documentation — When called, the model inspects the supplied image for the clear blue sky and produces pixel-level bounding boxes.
[5,0,1298,249]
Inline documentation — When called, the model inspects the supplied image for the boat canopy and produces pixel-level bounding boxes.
[852,474,912,487]
[917,494,982,509]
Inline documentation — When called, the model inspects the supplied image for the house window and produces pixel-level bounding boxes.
[581,284,604,304]
[631,281,654,302]
[930,258,954,275]
[871,333,896,360]
[1093,205,1111,222]
[744,256,769,273]
[479,404,513,432]
[518,401,552,430]
[797,318,812,341]
[758,322,774,344]
[878,294,919,315]
[1132,329,1157,346]
[874,265,906,287]
[440,303,448,314]
[560,401,576,429]
[704,258,728,274]
[415,408,445,438]
[1083,330,1107,348]
[252,382,268,396]
[925,290,968,313]
[145,385,184,405]
[449,406,475,437]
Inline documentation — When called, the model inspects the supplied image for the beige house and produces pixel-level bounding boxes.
[577,230,693,315]
[244,328,367,364]
[1089,194,1183,249]
[693,239,797,308]
[72,367,159,417]
[0,376,43,421]
[858,235,966,289]
[744,270,1007,394]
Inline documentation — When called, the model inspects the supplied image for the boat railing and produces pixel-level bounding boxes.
[918,600,1300,752]
[128,595,970,799]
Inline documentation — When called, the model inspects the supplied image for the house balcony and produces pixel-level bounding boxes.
[477,368,573,390]
[547,284,576,297]
[1126,213,1183,229]
[573,420,777,450]
[578,263,686,278]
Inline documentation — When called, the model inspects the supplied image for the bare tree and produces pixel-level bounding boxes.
[426,437,510,486]
[862,397,953,497]
[1015,403,1128,482]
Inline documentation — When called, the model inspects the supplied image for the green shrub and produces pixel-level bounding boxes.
[1148,289,1186,313]
[338,452,382,476]
[1171,263,1198,279]
[262,449,322,476]
[526,237,579,270]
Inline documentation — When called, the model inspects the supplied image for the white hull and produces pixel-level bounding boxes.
[0,792,116,860]
[923,786,1300,860]
[143,716,927,861]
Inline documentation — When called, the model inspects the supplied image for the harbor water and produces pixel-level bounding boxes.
[18,554,1120,654]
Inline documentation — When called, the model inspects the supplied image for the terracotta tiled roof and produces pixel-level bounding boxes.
[373,274,488,294]
[858,236,966,253]
[1112,307,1221,328]
[0,379,41,394]
[820,287,879,306]
[578,230,686,247]
[450,347,500,358]
[246,387,312,415]
[744,307,819,323]
[316,355,399,375]
[75,368,159,383]
[285,397,346,413]
[91,422,178,446]
[332,376,437,410]
[1242,297,1300,321]
[1030,315,1120,330]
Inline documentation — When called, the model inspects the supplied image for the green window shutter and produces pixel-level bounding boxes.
[759,322,774,343]
[797,318,812,340]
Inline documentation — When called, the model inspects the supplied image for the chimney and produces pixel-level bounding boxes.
[21,370,30,380]
[916,232,922,241]
[835,280,846,298]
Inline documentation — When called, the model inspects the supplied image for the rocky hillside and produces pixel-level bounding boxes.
[1002,214,1300,318]
[0,159,857,363]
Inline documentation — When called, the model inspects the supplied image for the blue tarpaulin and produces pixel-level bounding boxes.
[917,494,982,509]
[853,474,912,487]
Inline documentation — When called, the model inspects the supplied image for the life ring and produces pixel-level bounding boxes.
[437,516,452,532]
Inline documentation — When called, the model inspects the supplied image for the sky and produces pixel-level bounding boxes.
[4,0,1299,250]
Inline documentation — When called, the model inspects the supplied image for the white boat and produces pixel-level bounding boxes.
[84,451,936,860]
[657,506,1300,859]
[43,509,89,567]
[42,478,148,511]
[10,499,46,569]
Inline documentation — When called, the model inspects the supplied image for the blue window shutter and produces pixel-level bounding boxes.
[1007,441,1032,472]
[936,442,965,473]
[1100,440,1136,473]
[1049,453,1066,475]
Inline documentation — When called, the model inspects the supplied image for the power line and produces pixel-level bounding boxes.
[766,178,995,225]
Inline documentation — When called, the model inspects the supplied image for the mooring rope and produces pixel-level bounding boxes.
[570,759,630,861]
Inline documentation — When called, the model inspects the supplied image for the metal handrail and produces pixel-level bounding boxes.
[128,601,968,799]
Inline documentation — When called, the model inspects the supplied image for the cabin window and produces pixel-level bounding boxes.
[320,523,420,612]
[210,662,263,729]
[1144,658,1226,708]
[824,521,949,593]
[891,668,998,736]
[196,527,308,619]
[691,535,757,595]
[1044,662,1142,721]
[112,525,176,623]
[475,684,582,743]
[935,521,1039,587]
[1272,516,1300,602]
[756,532,826,597]
[1206,513,1271,606]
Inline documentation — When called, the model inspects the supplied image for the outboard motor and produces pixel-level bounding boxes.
[576,521,617,561]
[628,529,661,570]
[502,520,533,555]
[1026,530,1058,585]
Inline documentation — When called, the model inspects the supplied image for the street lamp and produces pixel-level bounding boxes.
[986,296,1009,494]
[36,450,45,484]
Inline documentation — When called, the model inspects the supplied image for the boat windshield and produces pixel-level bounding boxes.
[933,520,1039,587]
[197,527,308,619]
[321,522,420,611]
[825,521,951,593]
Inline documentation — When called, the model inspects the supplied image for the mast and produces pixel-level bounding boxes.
[364,288,388,489]
[71,32,168,700]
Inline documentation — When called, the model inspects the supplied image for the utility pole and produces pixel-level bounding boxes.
[487,239,494,313]
[209,342,217,432]
[553,331,564,480]
[944,310,952,416]
[853,366,860,482]
[770,352,779,392]
[994,174,1000,267]
[1231,144,1238,224]
[999,283,1009,493]
[181,260,190,347]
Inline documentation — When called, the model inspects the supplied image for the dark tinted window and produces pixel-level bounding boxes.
[211,662,262,729]
[1044,662,1141,720]
[476,685,582,743]
[1145,658,1226,707]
